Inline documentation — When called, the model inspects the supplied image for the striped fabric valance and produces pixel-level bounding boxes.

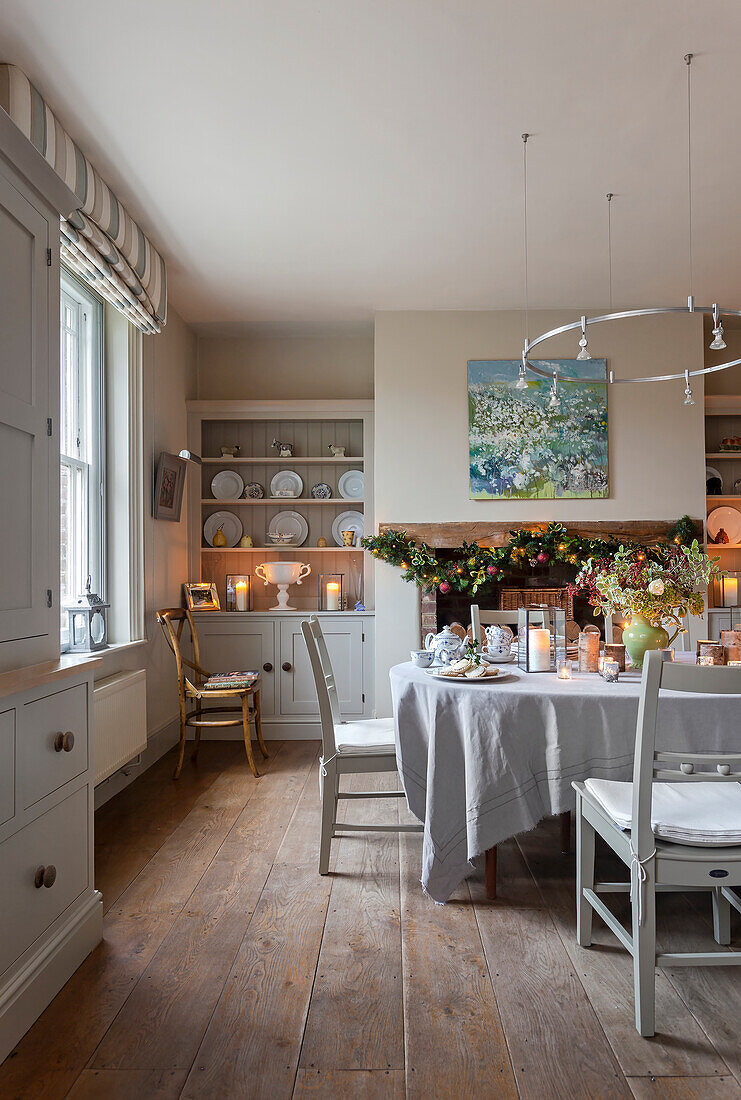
[0,64,166,333]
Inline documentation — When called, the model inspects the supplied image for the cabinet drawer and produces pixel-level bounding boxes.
[0,784,89,977]
[20,684,88,809]
[0,709,14,827]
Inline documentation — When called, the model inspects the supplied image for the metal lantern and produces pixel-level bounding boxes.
[64,576,109,652]
[517,604,566,673]
[319,573,344,611]
[226,574,251,612]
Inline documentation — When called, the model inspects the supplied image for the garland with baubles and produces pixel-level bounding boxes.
[360,517,698,595]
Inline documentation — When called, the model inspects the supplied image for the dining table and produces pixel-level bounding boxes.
[390,656,741,904]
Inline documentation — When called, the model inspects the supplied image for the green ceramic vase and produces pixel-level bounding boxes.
[622,613,669,670]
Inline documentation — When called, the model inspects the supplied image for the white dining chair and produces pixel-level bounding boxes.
[469,604,520,644]
[574,651,741,1036]
[301,615,422,874]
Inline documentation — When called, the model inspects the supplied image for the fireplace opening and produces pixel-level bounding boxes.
[428,550,600,639]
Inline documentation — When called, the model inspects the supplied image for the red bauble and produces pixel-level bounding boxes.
[486,564,498,575]
[536,551,550,565]
[439,580,451,594]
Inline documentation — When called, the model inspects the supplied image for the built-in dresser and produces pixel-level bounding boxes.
[0,658,102,1061]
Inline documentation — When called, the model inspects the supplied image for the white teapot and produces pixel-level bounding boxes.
[424,624,462,665]
[484,623,514,660]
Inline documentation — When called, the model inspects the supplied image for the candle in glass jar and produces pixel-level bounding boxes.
[326,581,340,611]
[235,580,248,612]
[529,628,551,672]
[557,657,572,680]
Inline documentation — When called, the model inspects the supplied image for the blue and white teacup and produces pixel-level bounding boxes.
[410,649,435,668]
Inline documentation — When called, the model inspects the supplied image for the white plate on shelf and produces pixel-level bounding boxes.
[332,510,364,547]
[706,465,724,493]
[270,470,303,498]
[708,506,741,545]
[338,469,364,500]
[211,470,244,501]
[267,510,309,546]
[203,511,243,547]
[424,669,517,684]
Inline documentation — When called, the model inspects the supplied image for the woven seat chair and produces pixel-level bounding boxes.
[156,607,268,779]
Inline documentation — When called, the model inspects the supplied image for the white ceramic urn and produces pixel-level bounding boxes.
[255,561,311,610]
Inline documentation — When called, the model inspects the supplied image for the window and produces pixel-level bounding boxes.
[60,272,105,646]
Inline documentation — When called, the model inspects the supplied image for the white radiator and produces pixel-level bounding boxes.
[93,669,147,785]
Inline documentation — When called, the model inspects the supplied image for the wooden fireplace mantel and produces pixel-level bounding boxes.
[378,519,701,549]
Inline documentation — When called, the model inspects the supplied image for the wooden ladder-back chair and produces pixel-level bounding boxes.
[574,650,741,1036]
[301,615,422,874]
[156,607,268,779]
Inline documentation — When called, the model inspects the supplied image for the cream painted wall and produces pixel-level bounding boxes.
[196,326,374,400]
[373,309,706,713]
[95,304,198,793]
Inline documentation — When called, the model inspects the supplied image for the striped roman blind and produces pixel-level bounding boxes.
[0,63,166,333]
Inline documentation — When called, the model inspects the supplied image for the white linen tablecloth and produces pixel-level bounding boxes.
[390,660,741,903]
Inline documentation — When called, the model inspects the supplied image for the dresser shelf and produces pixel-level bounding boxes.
[202,456,364,465]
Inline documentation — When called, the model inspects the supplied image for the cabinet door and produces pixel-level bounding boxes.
[0,168,52,646]
[195,617,276,715]
[280,618,363,716]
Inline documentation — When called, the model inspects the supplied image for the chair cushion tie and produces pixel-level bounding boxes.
[629,841,656,927]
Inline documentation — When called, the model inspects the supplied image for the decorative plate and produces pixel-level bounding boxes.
[424,669,517,684]
[338,470,365,500]
[708,506,741,545]
[270,470,303,498]
[332,510,364,547]
[706,465,724,494]
[267,510,309,546]
[311,483,332,499]
[211,470,245,501]
[244,482,265,499]
[203,511,243,547]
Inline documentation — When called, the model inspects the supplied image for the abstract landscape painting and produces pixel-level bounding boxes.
[468,359,608,499]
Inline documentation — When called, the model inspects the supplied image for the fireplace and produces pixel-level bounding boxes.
[378,519,701,645]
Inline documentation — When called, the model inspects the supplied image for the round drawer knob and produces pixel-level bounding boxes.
[262,662,273,673]
[34,864,57,889]
[282,662,292,672]
[54,731,75,753]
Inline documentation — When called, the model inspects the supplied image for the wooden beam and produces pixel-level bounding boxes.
[377,519,701,549]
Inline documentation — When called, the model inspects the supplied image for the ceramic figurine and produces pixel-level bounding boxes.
[424,624,462,665]
[239,535,254,548]
[328,444,346,457]
[212,525,227,548]
[271,438,294,457]
[316,536,328,547]
[220,444,240,457]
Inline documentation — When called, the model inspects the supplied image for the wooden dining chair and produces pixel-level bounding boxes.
[574,651,741,1036]
[469,605,520,645]
[301,615,423,874]
[156,607,268,780]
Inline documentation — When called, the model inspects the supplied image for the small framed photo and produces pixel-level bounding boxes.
[154,451,186,521]
[184,582,220,611]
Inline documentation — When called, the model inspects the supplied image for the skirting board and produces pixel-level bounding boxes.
[0,891,102,1063]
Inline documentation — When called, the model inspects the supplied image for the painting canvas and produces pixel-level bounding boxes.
[468,359,608,499]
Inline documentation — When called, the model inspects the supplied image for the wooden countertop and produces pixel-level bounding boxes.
[0,654,103,703]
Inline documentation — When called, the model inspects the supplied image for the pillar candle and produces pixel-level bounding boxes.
[326,582,340,611]
[578,631,600,673]
[528,628,551,672]
[235,580,248,612]
[721,630,741,664]
[723,577,739,607]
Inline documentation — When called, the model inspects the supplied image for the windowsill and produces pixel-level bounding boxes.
[62,638,148,659]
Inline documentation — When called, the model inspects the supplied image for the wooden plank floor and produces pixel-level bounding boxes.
[2,741,741,1099]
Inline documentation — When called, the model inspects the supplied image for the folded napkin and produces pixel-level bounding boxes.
[203,671,258,690]
[584,777,741,845]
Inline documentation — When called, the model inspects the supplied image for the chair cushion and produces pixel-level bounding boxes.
[584,778,741,846]
[335,717,396,755]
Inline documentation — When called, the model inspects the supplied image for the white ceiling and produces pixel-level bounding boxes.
[1,1,741,328]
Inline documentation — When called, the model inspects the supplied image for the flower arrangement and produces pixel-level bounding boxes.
[570,541,721,638]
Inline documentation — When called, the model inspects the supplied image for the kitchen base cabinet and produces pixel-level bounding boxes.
[192,611,374,739]
[0,658,102,1063]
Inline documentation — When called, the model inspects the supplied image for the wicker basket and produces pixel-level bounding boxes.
[499,586,574,621]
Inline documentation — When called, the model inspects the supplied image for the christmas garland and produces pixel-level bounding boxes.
[360,517,698,595]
